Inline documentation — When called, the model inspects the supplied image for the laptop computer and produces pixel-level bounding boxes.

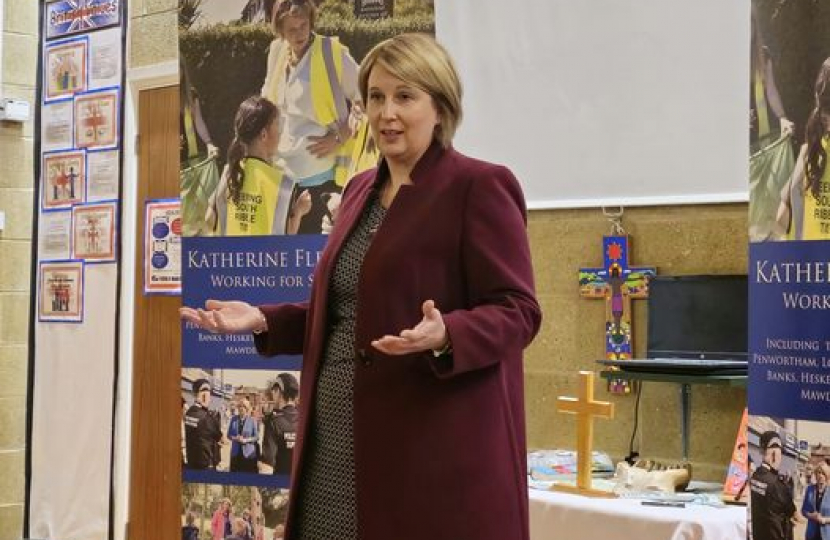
[598,275,748,375]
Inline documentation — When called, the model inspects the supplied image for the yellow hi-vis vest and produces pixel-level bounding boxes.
[799,137,830,240]
[225,158,287,236]
[264,34,378,187]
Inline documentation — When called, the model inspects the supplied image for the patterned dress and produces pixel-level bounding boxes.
[293,194,386,540]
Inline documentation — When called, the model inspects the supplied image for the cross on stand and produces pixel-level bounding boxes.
[578,235,656,394]
[553,371,616,498]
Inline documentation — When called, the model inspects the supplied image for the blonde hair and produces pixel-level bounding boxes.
[270,0,317,37]
[816,462,830,481]
[359,33,463,148]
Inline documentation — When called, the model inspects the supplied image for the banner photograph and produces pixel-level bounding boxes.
[748,2,830,539]
[178,2,434,537]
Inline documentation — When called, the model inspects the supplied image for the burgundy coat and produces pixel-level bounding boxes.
[255,142,542,540]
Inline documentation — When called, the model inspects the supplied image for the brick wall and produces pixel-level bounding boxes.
[0,0,38,537]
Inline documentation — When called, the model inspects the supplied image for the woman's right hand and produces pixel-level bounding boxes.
[179,300,266,334]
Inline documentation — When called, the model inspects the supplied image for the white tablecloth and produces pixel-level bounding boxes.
[529,489,746,540]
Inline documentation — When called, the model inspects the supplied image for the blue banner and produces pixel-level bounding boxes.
[182,235,326,368]
[749,240,830,421]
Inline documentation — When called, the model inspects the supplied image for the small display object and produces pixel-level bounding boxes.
[554,371,616,497]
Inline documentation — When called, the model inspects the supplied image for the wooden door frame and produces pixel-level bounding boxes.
[113,60,178,540]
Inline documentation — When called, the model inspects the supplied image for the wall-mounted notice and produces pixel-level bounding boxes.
[41,100,74,152]
[75,88,119,149]
[86,149,119,201]
[38,211,73,260]
[38,260,84,323]
[44,36,88,101]
[72,201,117,262]
[144,199,182,295]
[42,150,85,209]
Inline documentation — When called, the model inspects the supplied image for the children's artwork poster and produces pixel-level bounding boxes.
[88,28,121,89]
[41,100,74,152]
[72,202,116,262]
[39,211,73,261]
[75,89,119,149]
[38,260,84,323]
[85,149,120,201]
[144,199,182,295]
[44,0,121,40]
[44,37,88,101]
[42,150,86,209]
[748,3,830,539]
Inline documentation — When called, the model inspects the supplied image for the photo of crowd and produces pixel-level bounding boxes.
[182,483,290,540]
[181,368,300,477]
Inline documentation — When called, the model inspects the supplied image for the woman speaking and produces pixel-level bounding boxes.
[182,33,541,540]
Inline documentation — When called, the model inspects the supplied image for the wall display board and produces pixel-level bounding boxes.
[747,2,830,539]
[178,1,434,536]
[27,1,126,539]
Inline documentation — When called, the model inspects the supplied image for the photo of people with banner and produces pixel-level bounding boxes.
[182,483,290,540]
[747,415,830,540]
[181,367,300,482]
[749,2,830,242]
[179,0,434,236]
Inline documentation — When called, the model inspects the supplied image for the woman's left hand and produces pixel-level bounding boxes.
[371,300,449,355]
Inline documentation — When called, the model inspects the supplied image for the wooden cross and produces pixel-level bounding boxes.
[553,371,615,497]
[578,235,656,394]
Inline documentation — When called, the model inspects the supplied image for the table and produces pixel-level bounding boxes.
[529,489,746,540]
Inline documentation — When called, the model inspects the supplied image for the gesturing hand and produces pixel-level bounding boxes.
[371,300,448,355]
[179,299,265,334]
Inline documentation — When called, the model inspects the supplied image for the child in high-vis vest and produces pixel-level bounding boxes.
[776,58,830,240]
[208,96,311,236]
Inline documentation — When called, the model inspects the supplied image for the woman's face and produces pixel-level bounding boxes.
[817,468,827,487]
[282,14,311,56]
[367,64,440,171]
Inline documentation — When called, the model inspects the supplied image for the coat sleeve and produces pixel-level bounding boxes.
[435,165,542,378]
[253,302,309,356]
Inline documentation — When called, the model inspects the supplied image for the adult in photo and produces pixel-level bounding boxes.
[182,33,541,540]
[227,398,260,473]
[262,0,376,234]
[211,498,233,540]
[207,96,311,236]
[751,431,797,540]
[776,58,830,240]
[802,461,830,540]
[260,373,300,476]
[183,378,223,470]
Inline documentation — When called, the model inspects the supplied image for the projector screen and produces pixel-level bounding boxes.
[436,0,750,209]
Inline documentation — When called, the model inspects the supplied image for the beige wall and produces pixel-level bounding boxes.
[0,0,37,537]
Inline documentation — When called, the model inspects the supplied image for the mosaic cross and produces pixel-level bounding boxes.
[578,235,656,394]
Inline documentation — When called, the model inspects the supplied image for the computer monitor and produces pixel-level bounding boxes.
[646,274,748,361]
